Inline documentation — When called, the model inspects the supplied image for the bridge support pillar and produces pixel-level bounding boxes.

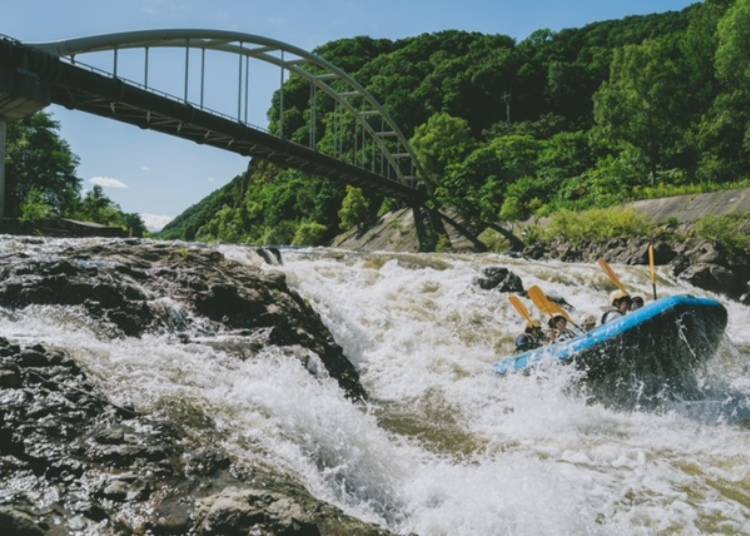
[0,118,6,219]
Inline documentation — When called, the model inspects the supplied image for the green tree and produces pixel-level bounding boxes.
[123,213,147,237]
[5,112,81,216]
[715,0,750,85]
[411,113,474,182]
[19,188,54,223]
[292,221,328,246]
[592,35,694,173]
[338,186,370,230]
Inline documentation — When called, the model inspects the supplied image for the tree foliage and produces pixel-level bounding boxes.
[338,186,370,230]
[7,111,146,236]
[166,1,750,244]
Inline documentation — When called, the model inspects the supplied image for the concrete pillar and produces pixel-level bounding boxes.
[0,118,6,219]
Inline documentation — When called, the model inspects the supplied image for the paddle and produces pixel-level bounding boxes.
[597,258,628,294]
[527,285,583,332]
[648,243,657,300]
[509,295,535,326]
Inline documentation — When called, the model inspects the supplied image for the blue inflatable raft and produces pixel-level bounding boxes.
[495,295,728,404]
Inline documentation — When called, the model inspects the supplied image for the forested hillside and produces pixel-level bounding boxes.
[161,0,750,245]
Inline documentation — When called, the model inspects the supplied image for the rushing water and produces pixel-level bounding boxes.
[2,238,749,534]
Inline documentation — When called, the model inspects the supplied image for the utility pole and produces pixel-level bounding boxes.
[502,91,511,125]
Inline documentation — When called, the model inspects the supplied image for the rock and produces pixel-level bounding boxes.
[0,368,20,388]
[522,243,546,260]
[0,338,388,535]
[677,263,742,296]
[16,350,49,367]
[475,267,524,293]
[153,498,192,534]
[0,241,365,400]
[0,507,46,536]
[100,479,129,501]
[195,486,389,536]
[650,240,677,264]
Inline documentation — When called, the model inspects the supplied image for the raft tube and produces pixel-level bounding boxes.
[495,295,728,404]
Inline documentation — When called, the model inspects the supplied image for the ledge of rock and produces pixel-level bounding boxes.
[522,237,750,301]
[0,239,365,400]
[0,338,389,535]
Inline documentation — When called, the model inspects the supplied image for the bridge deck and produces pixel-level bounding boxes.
[0,39,425,204]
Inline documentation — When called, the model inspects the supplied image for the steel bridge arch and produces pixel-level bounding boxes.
[30,29,425,189]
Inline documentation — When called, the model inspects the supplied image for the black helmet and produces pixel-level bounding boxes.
[515,334,533,352]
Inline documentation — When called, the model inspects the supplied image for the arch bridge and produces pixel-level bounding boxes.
[0,29,428,219]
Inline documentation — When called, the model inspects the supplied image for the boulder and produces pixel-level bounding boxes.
[0,507,46,536]
[0,339,391,535]
[677,263,742,297]
[0,241,365,401]
[474,267,524,293]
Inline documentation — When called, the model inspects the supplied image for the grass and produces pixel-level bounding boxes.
[532,207,657,245]
[692,214,750,255]
[631,178,750,201]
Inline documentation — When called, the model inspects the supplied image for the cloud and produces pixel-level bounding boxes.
[89,176,128,189]
[141,166,151,172]
[140,213,173,232]
[207,176,216,184]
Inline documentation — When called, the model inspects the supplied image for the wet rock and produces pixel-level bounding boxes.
[475,267,524,293]
[0,506,46,536]
[521,234,748,301]
[153,498,192,534]
[522,243,546,260]
[0,338,389,535]
[678,263,743,297]
[99,479,129,501]
[0,241,365,400]
[0,368,20,388]
[195,486,389,536]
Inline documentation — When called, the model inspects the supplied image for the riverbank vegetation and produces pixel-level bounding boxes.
[485,207,750,259]
[7,112,146,236]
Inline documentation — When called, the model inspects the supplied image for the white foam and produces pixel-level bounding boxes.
[2,241,749,534]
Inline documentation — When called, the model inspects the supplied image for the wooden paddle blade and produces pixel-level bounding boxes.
[648,244,656,284]
[648,243,658,300]
[546,300,573,324]
[508,295,533,324]
[527,286,554,317]
[597,258,628,293]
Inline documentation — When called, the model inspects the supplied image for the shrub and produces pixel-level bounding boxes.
[478,228,511,252]
[259,221,297,246]
[292,222,328,246]
[19,189,54,223]
[338,186,370,230]
[435,234,452,253]
[693,214,750,254]
[543,207,655,244]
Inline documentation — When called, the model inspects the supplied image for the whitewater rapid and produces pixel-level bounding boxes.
[1,238,748,534]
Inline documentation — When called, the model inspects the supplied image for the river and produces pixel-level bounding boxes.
[1,238,748,534]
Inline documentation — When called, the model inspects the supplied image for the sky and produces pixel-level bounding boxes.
[4,0,696,230]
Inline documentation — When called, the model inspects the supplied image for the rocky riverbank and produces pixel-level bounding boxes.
[522,236,750,304]
[0,337,388,535]
[0,238,384,534]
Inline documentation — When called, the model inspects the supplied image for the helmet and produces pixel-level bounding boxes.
[548,314,566,328]
[609,289,630,306]
[515,334,533,352]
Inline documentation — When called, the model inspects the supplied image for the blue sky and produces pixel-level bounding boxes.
[4,0,695,230]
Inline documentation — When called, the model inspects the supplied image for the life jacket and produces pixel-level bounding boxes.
[601,308,624,325]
